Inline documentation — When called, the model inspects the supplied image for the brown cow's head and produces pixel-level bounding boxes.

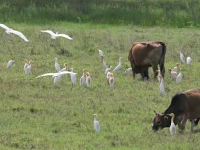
[152,112,171,131]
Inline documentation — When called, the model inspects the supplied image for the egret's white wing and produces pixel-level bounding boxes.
[36,73,56,78]
[56,71,72,76]
[41,30,55,36]
[0,23,10,31]
[58,34,73,40]
[10,29,29,42]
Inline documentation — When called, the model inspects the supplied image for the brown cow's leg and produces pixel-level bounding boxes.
[143,69,149,80]
[178,116,187,132]
[160,63,165,77]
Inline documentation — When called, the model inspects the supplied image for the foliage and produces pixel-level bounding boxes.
[0,0,200,27]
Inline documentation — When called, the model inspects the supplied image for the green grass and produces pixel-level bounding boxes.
[0,0,200,27]
[0,22,200,149]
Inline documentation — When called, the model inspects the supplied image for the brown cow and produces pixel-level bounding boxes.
[128,41,166,80]
[152,89,200,132]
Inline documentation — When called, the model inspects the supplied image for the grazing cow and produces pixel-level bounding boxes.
[128,41,166,80]
[152,89,200,132]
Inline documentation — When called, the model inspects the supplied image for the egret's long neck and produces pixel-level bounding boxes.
[171,115,175,123]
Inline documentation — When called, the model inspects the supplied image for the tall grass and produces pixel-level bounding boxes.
[0,0,200,27]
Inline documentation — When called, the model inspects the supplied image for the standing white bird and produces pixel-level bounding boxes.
[24,60,32,75]
[59,63,69,72]
[169,113,176,136]
[159,77,165,96]
[102,58,108,70]
[108,73,115,88]
[176,72,183,84]
[169,69,178,80]
[69,72,77,87]
[0,23,29,42]
[7,60,15,70]
[41,30,73,40]
[113,57,122,73]
[98,49,104,63]
[36,71,75,86]
[186,56,192,65]
[85,72,92,87]
[104,65,112,75]
[54,57,61,72]
[93,114,100,133]
[180,51,185,64]
[80,69,87,86]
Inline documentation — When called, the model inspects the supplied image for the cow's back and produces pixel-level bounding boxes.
[130,42,163,66]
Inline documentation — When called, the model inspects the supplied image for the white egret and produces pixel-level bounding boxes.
[98,49,104,63]
[85,72,92,87]
[113,57,122,73]
[104,65,112,75]
[169,69,177,80]
[69,72,77,86]
[59,63,69,72]
[102,58,108,70]
[159,77,165,96]
[108,73,115,88]
[93,114,100,133]
[180,51,185,64]
[106,71,113,81]
[0,23,29,42]
[41,30,73,40]
[80,69,87,86]
[54,57,61,72]
[24,60,32,75]
[36,71,75,86]
[169,113,176,136]
[186,56,192,65]
[7,60,15,70]
[176,72,183,84]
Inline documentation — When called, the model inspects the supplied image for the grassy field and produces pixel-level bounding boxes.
[0,22,200,149]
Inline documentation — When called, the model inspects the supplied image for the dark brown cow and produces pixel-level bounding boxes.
[152,89,200,132]
[128,41,166,80]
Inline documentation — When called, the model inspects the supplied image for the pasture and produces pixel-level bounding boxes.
[0,22,200,149]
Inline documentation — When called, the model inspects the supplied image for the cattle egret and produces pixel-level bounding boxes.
[60,63,69,72]
[159,78,165,96]
[106,71,113,81]
[113,57,122,73]
[41,30,73,40]
[7,60,15,70]
[0,23,29,42]
[125,67,133,76]
[80,69,87,86]
[69,72,77,86]
[54,57,61,72]
[24,60,32,75]
[169,113,176,136]
[176,72,183,84]
[169,69,177,80]
[102,58,108,70]
[108,73,115,88]
[85,72,92,87]
[186,56,192,65]
[180,51,185,64]
[93,114,100,133]
[105,65,112,75]
[98,49,104,63]
[36,71,75,86]
[172,63,181,74]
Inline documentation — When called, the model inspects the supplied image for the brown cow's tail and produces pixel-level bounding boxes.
[158,42,166,77]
